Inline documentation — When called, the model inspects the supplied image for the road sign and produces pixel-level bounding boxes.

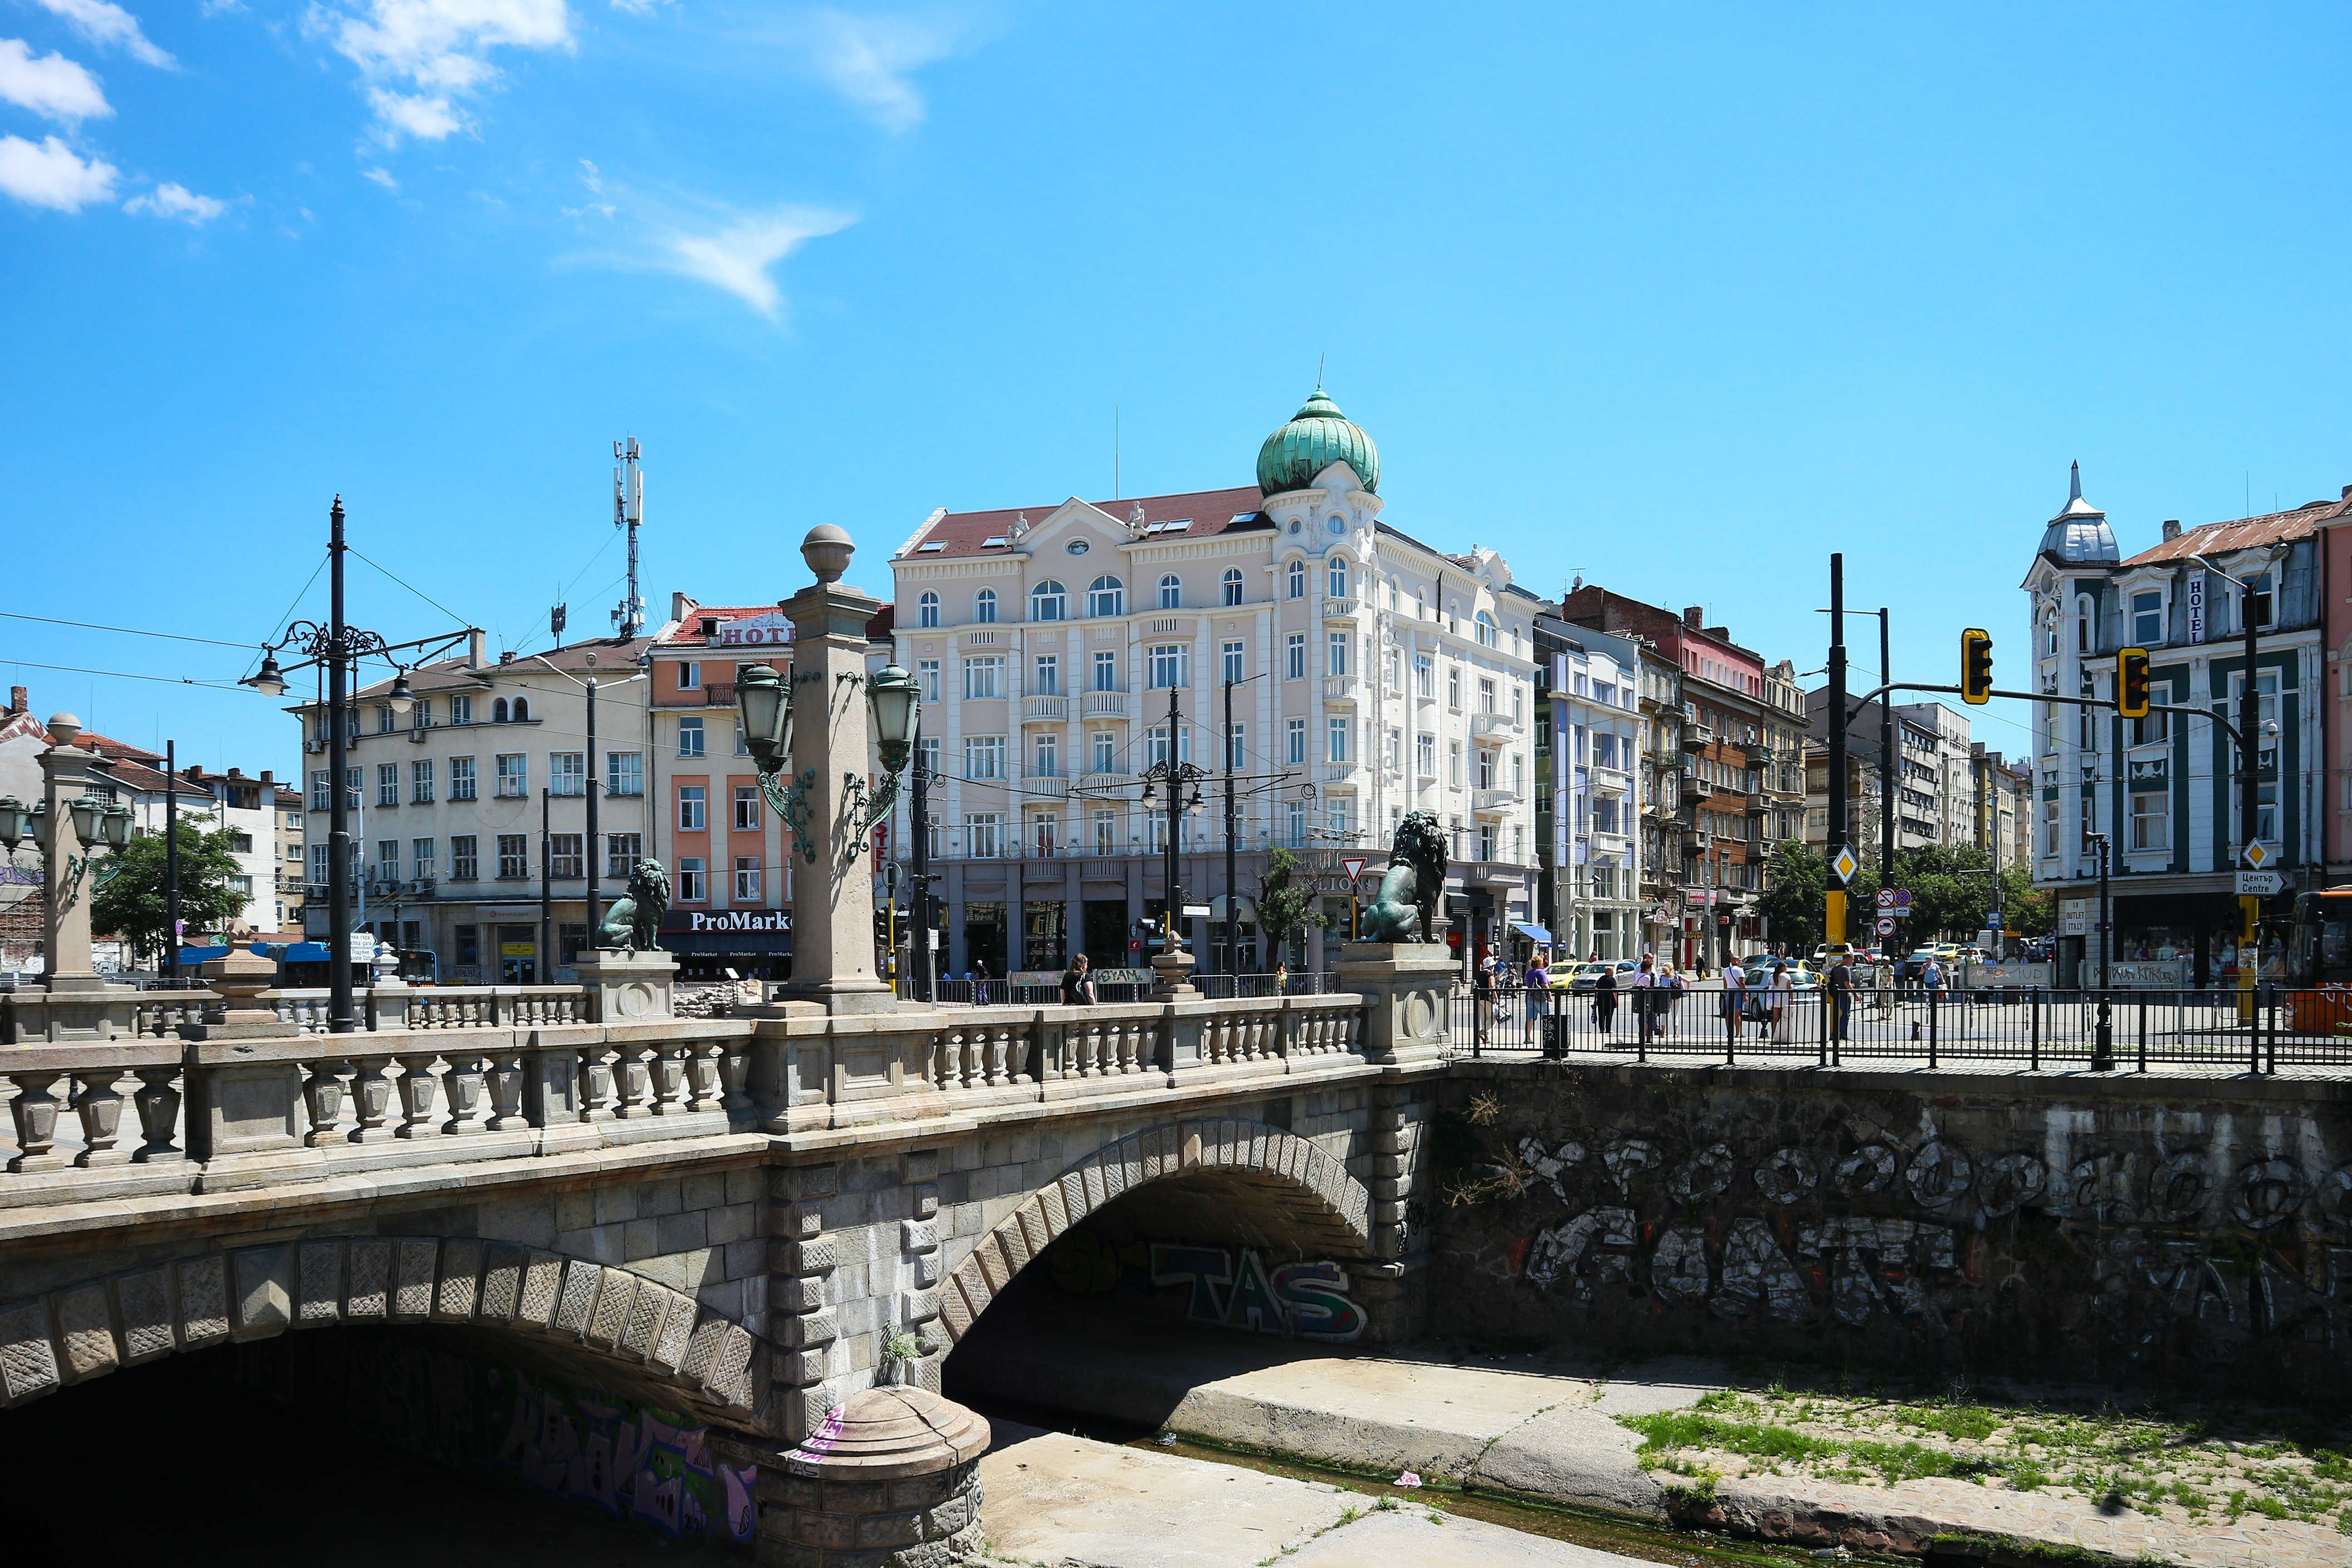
[1182,904,1212,919]
[1876,916,1897,936]
[1830,845,1859,885]
[2244,841,2273,870]
[1875,888,1896,909]
[2235,870,2283,897]
[1341,857,1369,883]
[1890,889,1911,908]
[1128,939,1142,953]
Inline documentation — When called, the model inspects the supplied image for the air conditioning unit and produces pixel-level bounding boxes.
[304,739,325,754]
[409,729,429,743]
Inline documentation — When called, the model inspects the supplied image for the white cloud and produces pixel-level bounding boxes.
[315,0,572,144]
[361,163,397,188]
[124,181,224,221]
[659,206,853,318]
[27,0,174,68]
[0,132,117,209]
[0,37,110,121]
[805,10,959,133]
[607,0,663,12]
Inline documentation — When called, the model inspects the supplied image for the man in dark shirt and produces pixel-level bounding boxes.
[1060,954,1096,1007]
[1827,951,1854,1043]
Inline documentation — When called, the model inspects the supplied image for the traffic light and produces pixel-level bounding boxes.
[2117,647,2151,720]
[1960,628,1994,705]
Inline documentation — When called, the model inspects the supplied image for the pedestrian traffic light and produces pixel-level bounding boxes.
[2117,647,2151,720]
[1960,629,1994,705]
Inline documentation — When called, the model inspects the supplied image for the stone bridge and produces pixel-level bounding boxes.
[0,946,1453,1503]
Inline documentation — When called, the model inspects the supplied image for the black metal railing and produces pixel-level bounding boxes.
[1447,982,2352,1072]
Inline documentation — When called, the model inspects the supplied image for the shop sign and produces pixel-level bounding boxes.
[2058,900,2092,937]
[714,611,794,647]
[663,910,790,934]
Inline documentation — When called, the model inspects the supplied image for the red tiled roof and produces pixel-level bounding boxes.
[78,733,166,766]
[340,635,657,701]
[897,487,1272,562]
[2123,494,2352,566]
[656,607,781,646]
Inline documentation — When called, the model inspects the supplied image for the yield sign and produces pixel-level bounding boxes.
[1340,857,1370,883]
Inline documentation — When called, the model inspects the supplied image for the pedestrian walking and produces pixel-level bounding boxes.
[1060,953,1097,1007]
[1472,960,1494,1050]
[1522,952,1550,1048]
[1593,964,1618,1036]
[1633,954,1658,1042]
[1921,955,1944,1001]
[1827,950,1854,1044]
[973,961,991,1007]
[1720,958,1745,1044]
[1767,960,1792,1042]
[1660,963,1687,1034]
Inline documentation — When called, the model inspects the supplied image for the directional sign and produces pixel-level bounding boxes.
[2244,841,2273,870]
[2235,871,2283,897]
[1830,845,1859,885]
[1341,857,1369,883]
[1876,916,1898,936]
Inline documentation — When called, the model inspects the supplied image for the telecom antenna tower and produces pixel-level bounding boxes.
[611,437,646,638]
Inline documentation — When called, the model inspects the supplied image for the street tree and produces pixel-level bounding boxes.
[1254,847,1328,971]
[92,823,249,968]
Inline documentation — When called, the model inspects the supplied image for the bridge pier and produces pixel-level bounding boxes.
[725,1384,989,1568]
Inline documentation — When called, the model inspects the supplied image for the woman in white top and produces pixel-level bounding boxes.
[1768,960,1795,1042]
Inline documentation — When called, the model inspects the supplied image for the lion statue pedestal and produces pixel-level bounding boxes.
[1333,941,1455,1065]
[575,947,678,1024]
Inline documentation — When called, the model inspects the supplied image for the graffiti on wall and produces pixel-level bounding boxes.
[1043,1227,1366,1341]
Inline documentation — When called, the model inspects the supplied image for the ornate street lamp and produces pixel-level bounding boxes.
[868,663,918,769]
[737,662,792,768]
[0,794,27,852]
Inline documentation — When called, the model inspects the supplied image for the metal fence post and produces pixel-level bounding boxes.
[1927,990,1938,1068]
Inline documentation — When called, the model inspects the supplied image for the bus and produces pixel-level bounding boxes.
[2285,889,2352,986]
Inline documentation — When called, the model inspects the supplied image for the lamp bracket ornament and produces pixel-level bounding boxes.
[765,768,820,866]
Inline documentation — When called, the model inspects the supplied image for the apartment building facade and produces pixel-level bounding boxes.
[294,632,659,983]
[885,389,1543,980]
[1534,619,1645,961]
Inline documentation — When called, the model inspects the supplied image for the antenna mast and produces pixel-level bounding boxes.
[612,437,645,638]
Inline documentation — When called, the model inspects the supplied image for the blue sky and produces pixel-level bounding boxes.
[6,1,2351,774]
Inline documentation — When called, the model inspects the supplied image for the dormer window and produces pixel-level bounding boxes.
[2131,590,2162,646]
[2248,573,2274,630]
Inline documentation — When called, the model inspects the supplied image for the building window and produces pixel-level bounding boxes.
[411,760,434,803]
[735,785,760,831]
[1477,824,1494,861]
[512,697,530,722]
[377,764,399,807]
[309,769,331,812]
[1032,654,1059,696]
[1092,731,1117,774]
[548,834,583,879]
[1148,644,1188,689]
[1285,634,1306,680]
[1088,575,1125,616]
[678,716,705,757]
[677,857,706,901]
[1328,717,1350,764]
[550,752,585,797]
[1092,651,1117,692]
[494,754,526,797]
[966,814,1004,858]
[2131,590,2162,646]
[1327,631,1349,677]
[1158,573,1182,609]
[378,705,396,734]
[1221,641,1244,685]
[1226,723,1246,769]
[449,695,471,725]
[2128,790,2168,852]
[1093,808,1117,855]
[735,858,761,901]
[920,736,941,779]
[918,659,941,702]
[678,785,706,831]
[375,839,399,878]
[975,588,998,623]
[1478,676,1495,713]
[1287,718,1307,765]
[449,756,477,801]
[1475,610,1497,647]
[1285,560,1305,599]
[1416,733,1436,776]
[1414,652,1434,697]
[734,721,749,757]
[450,836,477,880]
[606,752,642,797]
[963,735,1006,779]
[919,592,940,628]
[1449,740,1463,786]
[606,833,642,879]
[677,662,701,692]
[963,655,1004,699]
[1222,567,1243,606]
[411,838,435,877]
[1384,727,1401,771]
[1448,666,1462,710]
[497,834,530,879]
[1030,579,1067,621]
[1328,558,1348,598]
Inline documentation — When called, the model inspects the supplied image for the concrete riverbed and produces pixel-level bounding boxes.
[948,1297,2352,1567]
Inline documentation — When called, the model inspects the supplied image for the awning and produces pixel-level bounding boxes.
[1513,922,1554,945]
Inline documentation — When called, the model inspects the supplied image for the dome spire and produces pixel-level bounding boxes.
[1257,385,1379,496]
[2069,460,2082,504]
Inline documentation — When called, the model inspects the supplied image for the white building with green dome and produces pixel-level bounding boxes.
[885,389,1545,982]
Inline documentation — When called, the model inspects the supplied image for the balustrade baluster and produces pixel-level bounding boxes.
[650,1044,685,1114]
[484,1052,527,1130]
[613,1046,653,1117]
[960,1029,983,1088]
[301,1060,345,1147]
[683,1044,721,1112]
[984,1028,1009,1088]
[132,1067,181,1161]
[347,1056,394,1141]
[441,1054,487,1133]
[719,1046,751,1112]
[1114,1022,1136,1074]
[578,1048,617,1122]
[8,1073,64,1172]
[392,1054,441,1139]
[71,1072,127,1167]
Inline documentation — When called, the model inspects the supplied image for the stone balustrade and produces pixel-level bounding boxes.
[260,985,593,1034]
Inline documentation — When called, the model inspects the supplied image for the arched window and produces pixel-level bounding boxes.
[2075,598,2091,654]
[493,698,509,723]
[1030,580,1066,621]
[976,588,998,624]
[1475,610,1497,648]
[512,696,530,721]
[1221,567,1244,606]
[1328,558,1349,599]
[1286,560,1305,599]
[1415,588,1427,620]
[1087,575,1125,617]
[918,592,940,629]
[1158,573,1182,609]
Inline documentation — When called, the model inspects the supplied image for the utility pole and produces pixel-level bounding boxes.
[585,657,601,943]
[1879,608,1895,890]
[326,499,353,1031]
[163,740,178,980]
[910,720,933,1003]
[539,785,552,985]
[1825,554,1849,955]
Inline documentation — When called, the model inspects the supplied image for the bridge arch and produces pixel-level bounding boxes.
[0,1235,762,1426]
[936,1117,1374,1343]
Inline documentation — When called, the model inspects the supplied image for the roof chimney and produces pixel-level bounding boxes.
[468,629,487,669]
[499,650,516,665]
[1682,606,1704,629]
[2162,519,2181,541]
[259,770,273,785]
[5,686,23,716]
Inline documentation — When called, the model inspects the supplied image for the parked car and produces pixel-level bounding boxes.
[1558,960,1638,992]
[1737,956,1821,991]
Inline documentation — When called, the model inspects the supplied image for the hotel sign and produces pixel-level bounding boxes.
[2185,570,2206,645]
[715,611,794,647]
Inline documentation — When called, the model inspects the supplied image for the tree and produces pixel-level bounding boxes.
[1254,847,1328,970]
[1755,840,1826,952]
[1999,863,2053,937]
[92,824,249,968]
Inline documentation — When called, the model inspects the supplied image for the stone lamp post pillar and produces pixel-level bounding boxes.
[776,524,897,1016]
[38,714,126,996]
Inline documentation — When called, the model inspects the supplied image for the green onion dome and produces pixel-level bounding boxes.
[1256,387,1379,496]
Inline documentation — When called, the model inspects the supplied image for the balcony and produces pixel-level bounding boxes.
[1321,597,1359,622]
[1472,787,1520,818]
[657,683,735,711]
[1323,676,1359,704]
[1322,766,1360,791]
[1021,696,1068,724]
[1678,752,1701,773]
[1686,723,1715,745]
[1022,774,1071,799]
[1471,710,1521,740]
[1078,771,1129,794]
[1081,691,1129,720]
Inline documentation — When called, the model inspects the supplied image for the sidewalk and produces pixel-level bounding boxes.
[951,1298,2352,1566]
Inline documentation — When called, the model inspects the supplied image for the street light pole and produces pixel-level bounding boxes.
[326,498,353,1030]
[910,723,933,1003]
[1223,670,1265,975]
[2194,551,2269,1010]
[164,740,178,980]
[2087,828,2113,1070]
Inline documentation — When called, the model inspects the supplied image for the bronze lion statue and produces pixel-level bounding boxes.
[1361,811,1448,943]
[596,860,671,954]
